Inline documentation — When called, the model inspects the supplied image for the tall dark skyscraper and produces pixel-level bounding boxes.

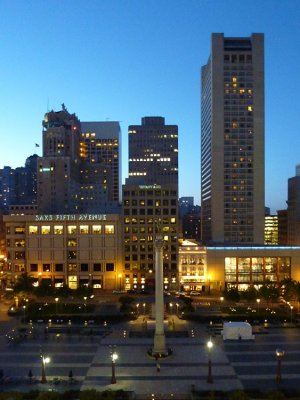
[128,117,178,185]
[287,166,300,245]
[201,33,265,244]
[37,105,81,214]
[80,121,121,209]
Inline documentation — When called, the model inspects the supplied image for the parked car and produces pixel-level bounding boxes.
[190,291,201,296]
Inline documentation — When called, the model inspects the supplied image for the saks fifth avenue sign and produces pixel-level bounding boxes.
[35,214,107,222]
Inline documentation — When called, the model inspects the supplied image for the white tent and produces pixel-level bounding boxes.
[221,321,255,340]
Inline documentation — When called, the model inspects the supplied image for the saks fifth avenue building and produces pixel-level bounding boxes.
[3,213,122,289]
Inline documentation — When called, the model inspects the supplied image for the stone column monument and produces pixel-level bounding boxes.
[152,221,167,355]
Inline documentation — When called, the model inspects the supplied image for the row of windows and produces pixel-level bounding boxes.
[123,190,177,197]
[124,208,177,216]
[8,225,115,235]
[124,217,176,224]
[124,199,176,206]
[28,262,113,273]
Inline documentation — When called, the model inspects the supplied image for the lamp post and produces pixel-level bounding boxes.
[169,303,173,315]
[55,297,59,314]
[118,273,122,290]
[276,349,284,383]
[143,303,146,315]
[290,305,294,323]
[110,346,118,384]
[207,338,213,384]
[23,305,26,322]
[136,303,139,316]
[83,296,87,311]
[176,303,179,315]
[40,347,50,384]
[256,298,260,313]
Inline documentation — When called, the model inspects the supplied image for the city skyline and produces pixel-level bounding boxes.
[1,0,300,213]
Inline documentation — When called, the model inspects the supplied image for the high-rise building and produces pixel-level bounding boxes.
[287,167,300,245]
[37,106,81,214]
[128,117,178,185]
[80,122,121,211]
[0,167,16,212]
[278,209,288,245]
[264,214,278,245]
[80,122,121,202]
[122,117,179,292]
[201,33,265,244]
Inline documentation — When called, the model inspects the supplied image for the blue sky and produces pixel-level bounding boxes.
[0,0,300,213]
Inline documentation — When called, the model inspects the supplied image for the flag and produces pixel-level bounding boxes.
[35,143,40,147]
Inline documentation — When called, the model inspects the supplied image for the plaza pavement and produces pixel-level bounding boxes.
[0,314,300,398]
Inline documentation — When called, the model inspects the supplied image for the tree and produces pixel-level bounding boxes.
[223,287,240,302]
[259,283,279,303]
[242,286,258,302]
[13,273,35,294]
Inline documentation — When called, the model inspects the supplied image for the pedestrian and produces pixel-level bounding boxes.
[156,361,160,372]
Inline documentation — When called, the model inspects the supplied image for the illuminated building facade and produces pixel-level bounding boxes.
[178,239,207,291]
[122,183,178,291]
[264,215,278,245]
[201,34,265,244]
[3,214,122,289]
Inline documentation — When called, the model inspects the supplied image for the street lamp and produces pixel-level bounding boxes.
[170,303,173,314]
[55,297,59,314]
[207,338,213,384]
[110,346,118,384]
[136,303,139,316]
[290,305,294,323]
[143,303,146,315]
[118,273,122,290]
[275,349,284,383]
[83,296,87,311]
[176,303,179,315]
[40,347,50,384]
[256,298,261,313]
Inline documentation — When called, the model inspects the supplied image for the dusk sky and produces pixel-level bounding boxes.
[1,0,300,213]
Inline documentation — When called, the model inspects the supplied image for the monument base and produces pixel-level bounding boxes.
[153,332,167,356]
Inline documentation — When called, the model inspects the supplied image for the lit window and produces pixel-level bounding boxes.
[54,225,63,235]
[15,226,25,234]
[105,225,114,234]
[92,225,101,234]
[247,106,253,111]
[68,225,77,235]
[80,225,89,234]
[41,226,51,235]
[29,226,38,235]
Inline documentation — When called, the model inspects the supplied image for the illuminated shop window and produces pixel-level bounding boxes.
[54,225,63,235]
[80,225,89,234]
[14,226,25,234]
[43,263,51,272]
[15,239,25,247]
[68,263,77,272]
[29,226,38,235]
[41,226,51,235]
[67,239,77,247]
[105,225,114,234]
[92,225,101,234]
[67,226,77,235]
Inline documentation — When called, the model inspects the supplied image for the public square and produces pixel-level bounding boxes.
[0,306,300,399]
